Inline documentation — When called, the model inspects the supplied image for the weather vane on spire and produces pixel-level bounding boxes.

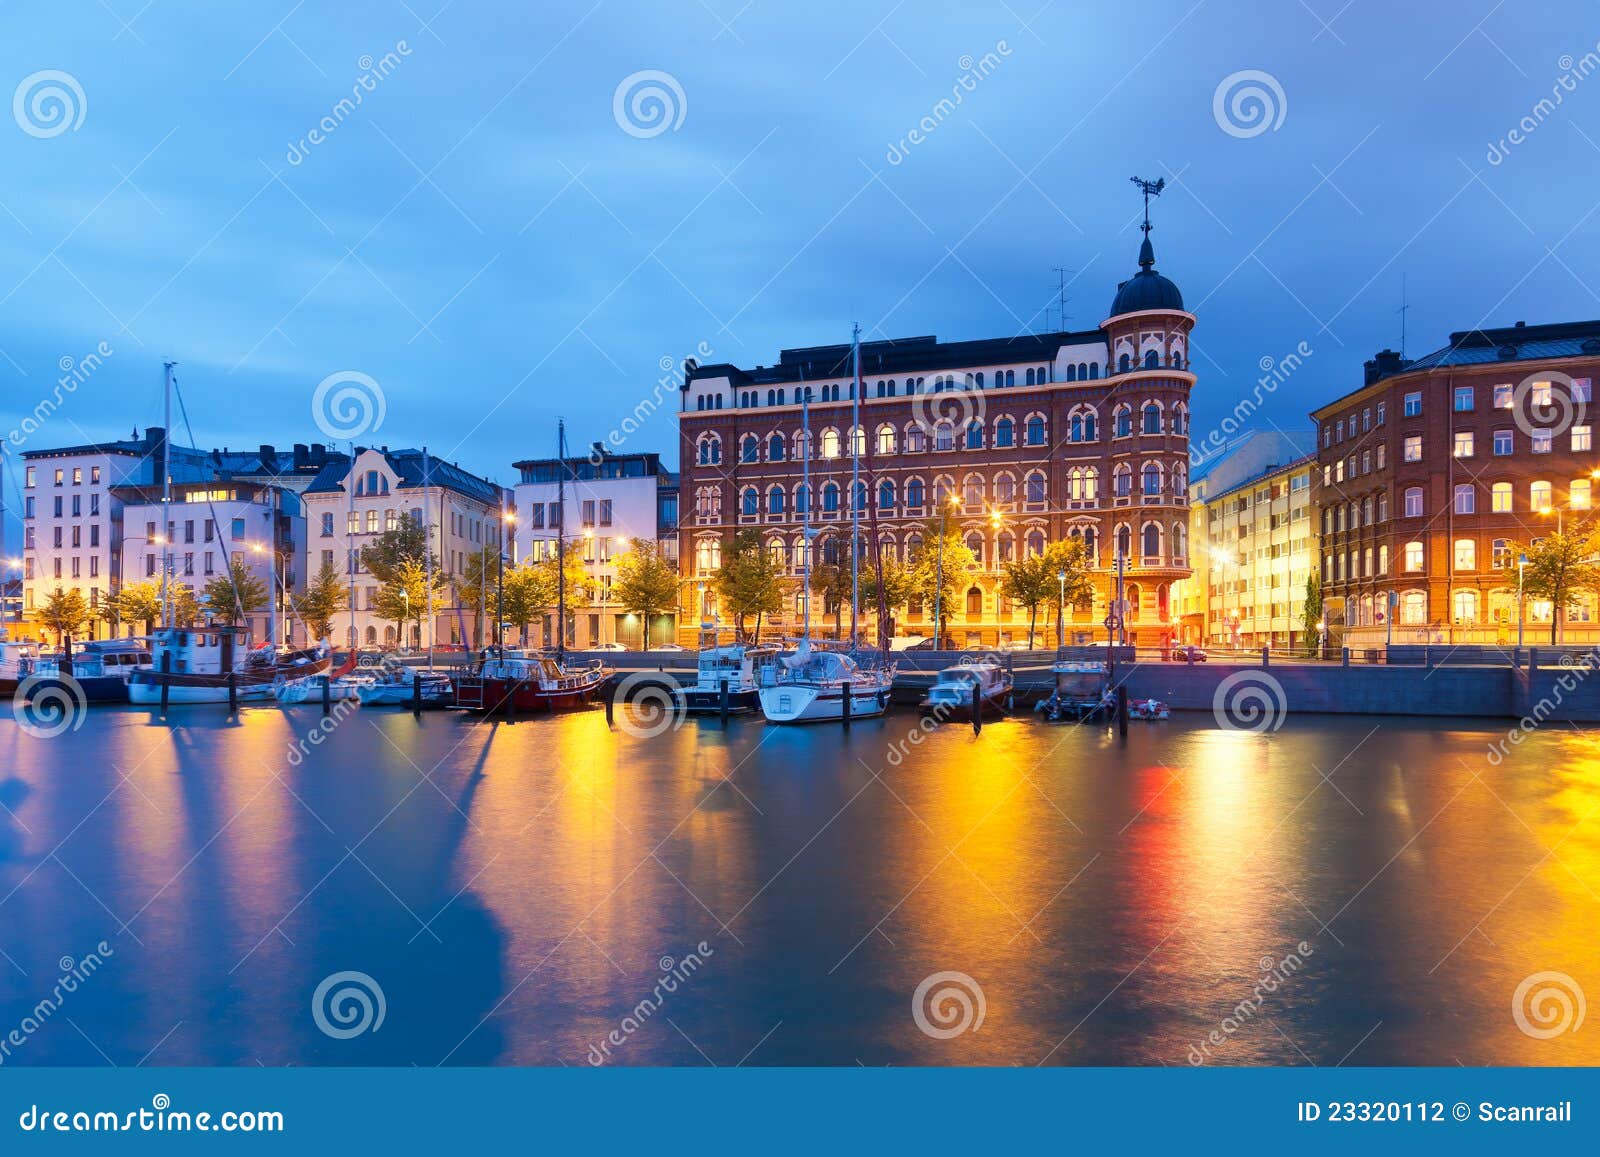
[1130,176,1165,237]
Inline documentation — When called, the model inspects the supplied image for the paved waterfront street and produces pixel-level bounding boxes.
[1,707,1595,1067]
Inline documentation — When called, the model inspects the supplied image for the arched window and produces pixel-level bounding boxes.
[1005,370,1014,386]
[794,484,810,514]
[1404,487,1424,517]
[822,482,840,512]
[1143,350,1160,369]
[1113,463,1133,498]
[1066,364,1077,382]
[1172,522,1187,562]
[1453,589,1479,622]
[1025,471,1047,504]
[1142,523,1161,560]
[876,424,896,454]
[1114,404,1132,437]
[821,429,841,459]
[963,474,984,508]
[1141,461,1162,495]
[768,433,784,461]
[1116,524,1132,559]
[1025,368,1036,385]
[935,422,955,452]
[995,417,1014,447]
[768,537,786,568]
[767,487,784,516]
[1400,590,1427,624]
[741,487,758,516]
[1070,413,1084,442]
[906,477,925,508]
[1079,362,1090,379]
[995,473,1017,505]
[850,426,866,456]
[965,584,983,614]
[878,479,896,510]
[1025,415,1045,446]
[853,480,867,511]
[741,434,759,463]
[965,420,982,449]
[1119,353,1131,372]
[1142,402,1161,434]
[1172,404,1188,434]
[1026,530,1046,557]
[1172,462,1187,495]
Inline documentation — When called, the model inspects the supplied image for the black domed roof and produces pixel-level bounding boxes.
[1109,237,1183,316]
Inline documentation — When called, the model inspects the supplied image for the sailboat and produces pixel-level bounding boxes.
[759,331,895,723]
[127,363,331,706]
[451,419,612,714]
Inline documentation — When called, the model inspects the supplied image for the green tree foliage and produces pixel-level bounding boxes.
[613,539,680,649]
[910,517,977,646]
[39,586,90,643]
[201,559,269,625]
[713,529,785,641]
[1000,538,1094,649]
[101,580,162,635]
[1520,524,1600,644]
[298,562,350,643]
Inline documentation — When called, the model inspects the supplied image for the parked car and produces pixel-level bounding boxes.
[889,636,935,652]
[585,642,629,652]
[654,643,687,652]
[1168,645,1207,662]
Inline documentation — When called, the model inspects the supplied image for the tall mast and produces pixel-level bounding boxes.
[160,361,174,629]
[556,418,566,656]
[801,395,811,641]
[347,441,356,651]
[850,323,861,648]
[423,446,433,668]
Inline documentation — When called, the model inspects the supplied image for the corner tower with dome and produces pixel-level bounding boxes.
[673,179,1196,649]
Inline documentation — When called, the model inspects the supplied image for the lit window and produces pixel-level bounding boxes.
[1493,383,1513,409]
[1575,378,1593,403]
[1532,381,1553,407]
[1453,431,1474,457]
[1403,435,1422,462]
[1453,589,1479,621]
[1492,539,1512,569]
[1492,482,1513,512]
[1404,541,1424,572]
[1532,429,1553,453]
[1573,425,1592,452]
[1531,481,1552,511]
[1454,539,1476,571]
[1454,484,1475,514]
[1573,479,1592,510]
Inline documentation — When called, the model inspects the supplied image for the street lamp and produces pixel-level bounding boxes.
[1317,617,1328,660]
[247,541,277,647]
[1057,568,1067,649]
[1517,551,1528,649]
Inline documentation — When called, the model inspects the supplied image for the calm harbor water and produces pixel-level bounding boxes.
[0,703,1596,1067]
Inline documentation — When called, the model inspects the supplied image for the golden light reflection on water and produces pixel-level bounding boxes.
[1,708,1596,1066]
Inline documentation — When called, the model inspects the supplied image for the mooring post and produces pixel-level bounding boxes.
[1117,685,1128,736]
[1261,645,1270,669]
[604,679,615,726]
[412,672,422,718]
[228,671,238,714]
[63,636,73,678]
[719,677,729,725]
[160,650,171,714]
[971,691,982,736]
[841,683,852,727]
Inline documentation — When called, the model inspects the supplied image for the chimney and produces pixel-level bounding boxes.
[1363,348,1405,386]
[259,444,275,468]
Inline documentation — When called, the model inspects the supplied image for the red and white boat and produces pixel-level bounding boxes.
[452,649,611,714]
[128,625,331,705]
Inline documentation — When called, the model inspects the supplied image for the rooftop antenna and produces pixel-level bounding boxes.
[1396,273,1411,358]
[1051,266,1074,331]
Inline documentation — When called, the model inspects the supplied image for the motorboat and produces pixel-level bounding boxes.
[275,671,368,704]
[1128,697,1171,721]
[758,641,895,724]
[684,644,778,714]
[357,657,454,707]
[23,639,152,704]
[1036,661,1114,722]
[452,649,611,713]
[0,637,41,699]
[128,626,332,705]
[921,660,1012,716]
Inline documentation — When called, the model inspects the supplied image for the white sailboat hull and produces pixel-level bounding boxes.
[129,682,277,705]
[759,679,892,723]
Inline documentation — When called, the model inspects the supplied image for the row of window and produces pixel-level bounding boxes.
[1324,477,1597,534]
[1327,536,1532,582]
[1322,380,1596,448]
[704,364,1119,411]
[20,493,103,519]
[23,466,102,487]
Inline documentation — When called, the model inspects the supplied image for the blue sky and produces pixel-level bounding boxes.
[4,0,1600,537]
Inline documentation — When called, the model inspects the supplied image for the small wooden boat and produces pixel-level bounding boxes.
[1036,661,1114,722]
[683,644,777,714]
[921,660,1012,716]
[128,626,331,705]
[452,649,610,714]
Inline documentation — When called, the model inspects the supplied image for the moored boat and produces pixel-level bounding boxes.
[356,657,454,707]
[922,660,1012,716]
[758,642,895,724]
[684,644,777,714]
[452,649,610,713]
[24,639,152,704]
[1128,697,1171,721]
[128,626,331,705]
[0,637,41,699]
[1036,661,1114,722]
